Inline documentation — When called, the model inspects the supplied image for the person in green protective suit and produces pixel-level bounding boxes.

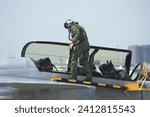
[64,19,92,81]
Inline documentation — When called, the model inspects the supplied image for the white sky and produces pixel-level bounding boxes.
[0,0,150,59]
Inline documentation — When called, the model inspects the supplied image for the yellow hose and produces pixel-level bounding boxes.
[138,63,148,89]
[123,63,149,99]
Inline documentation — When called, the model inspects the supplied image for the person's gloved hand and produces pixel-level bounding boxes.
[69,43,74,50]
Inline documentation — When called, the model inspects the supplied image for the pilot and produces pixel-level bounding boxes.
[64,19,92,81]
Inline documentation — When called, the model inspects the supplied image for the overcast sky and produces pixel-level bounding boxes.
[0,0,150,60]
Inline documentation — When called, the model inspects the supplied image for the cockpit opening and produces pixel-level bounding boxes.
[22,41,133,81]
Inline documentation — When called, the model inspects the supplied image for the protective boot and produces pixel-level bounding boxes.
[83,77,92,82]
[68,75,77,80]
